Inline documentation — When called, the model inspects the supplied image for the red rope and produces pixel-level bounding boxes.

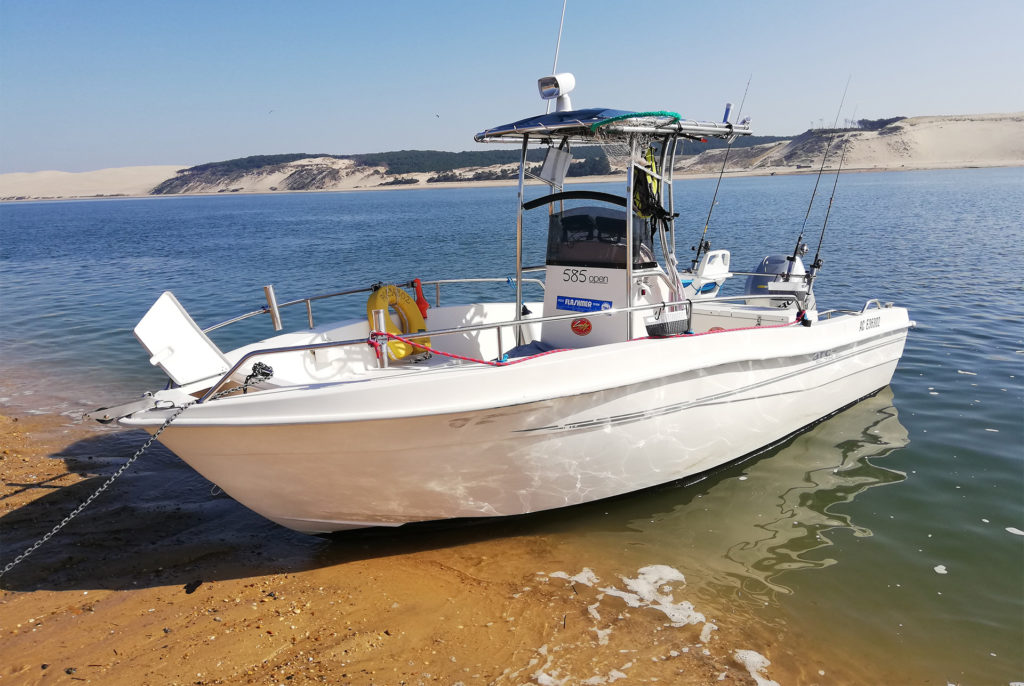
[369,331,567,366]
[369,311,807,367]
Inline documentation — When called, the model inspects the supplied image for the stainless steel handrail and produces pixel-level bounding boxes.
[427,277,545,308]
[201,277,546,334]
[727,270,813,279]
[203,284,381,333]
[197,292,802,404]
[817,308,861,319]
[200,268,815,335]
[861,299,893,312]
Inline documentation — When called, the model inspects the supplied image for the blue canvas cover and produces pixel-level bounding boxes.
[475,108,634,141]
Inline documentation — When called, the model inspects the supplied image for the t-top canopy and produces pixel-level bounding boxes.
[475,108,682,142]
[475,107,750,144]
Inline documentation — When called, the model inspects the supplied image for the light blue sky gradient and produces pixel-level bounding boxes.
[1,0,1021,172]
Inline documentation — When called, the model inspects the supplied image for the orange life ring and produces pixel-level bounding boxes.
[366,285,431,360]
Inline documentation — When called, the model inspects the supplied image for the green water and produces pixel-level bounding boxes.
[1,168,1021,683]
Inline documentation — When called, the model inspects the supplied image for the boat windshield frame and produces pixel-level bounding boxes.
[476,110,751,340]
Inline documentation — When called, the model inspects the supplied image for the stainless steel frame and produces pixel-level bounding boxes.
[515,135,529,344]
[196,292,801,404]
[489,113,750,351]
[201,276,545,335]
[194,115,756,405]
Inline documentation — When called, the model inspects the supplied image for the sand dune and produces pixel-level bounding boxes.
[841,112,1024,170]
[0,165,186,200]
[2,112,1021,201]
[676,112,1024,175]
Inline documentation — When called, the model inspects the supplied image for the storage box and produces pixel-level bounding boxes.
[689,303,794,333]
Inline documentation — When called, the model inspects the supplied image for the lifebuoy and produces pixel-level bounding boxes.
[366,284,431,359]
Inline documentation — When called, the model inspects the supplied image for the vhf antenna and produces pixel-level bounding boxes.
[546,0,568,114]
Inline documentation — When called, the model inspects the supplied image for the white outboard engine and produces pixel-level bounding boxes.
[745,254,816,310]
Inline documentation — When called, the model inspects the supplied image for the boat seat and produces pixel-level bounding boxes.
[686,249,732,296]
[134,291,231,386]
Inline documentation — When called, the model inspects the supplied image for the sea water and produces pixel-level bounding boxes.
[1,167,1021,684]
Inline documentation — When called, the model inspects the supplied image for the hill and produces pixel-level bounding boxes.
[677,112,1024,174]
[1,113,1021,201]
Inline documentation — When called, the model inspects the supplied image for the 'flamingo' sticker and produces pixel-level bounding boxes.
[571,318,592,336]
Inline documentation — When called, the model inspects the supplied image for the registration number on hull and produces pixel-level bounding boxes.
[859,316,881,331]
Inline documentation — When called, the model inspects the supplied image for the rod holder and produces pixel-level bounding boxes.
[264,285,283,331]
[371,308,389,368]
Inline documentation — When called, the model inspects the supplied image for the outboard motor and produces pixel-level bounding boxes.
[745,254,816,310]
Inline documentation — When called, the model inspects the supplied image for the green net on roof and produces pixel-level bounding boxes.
[589,111,681,132]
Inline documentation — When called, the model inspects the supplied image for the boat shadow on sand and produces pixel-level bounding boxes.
[1,388,909,594]
[0,427,533,593]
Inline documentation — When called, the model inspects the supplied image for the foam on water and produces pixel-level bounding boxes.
[733,650,780,686]
[526,565,754,683]
[598,565,705,627]
[700,622,718,643]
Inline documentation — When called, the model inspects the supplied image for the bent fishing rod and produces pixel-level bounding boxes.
[692,75,752,269]
[808,107,855,285]
[786,76,851,281]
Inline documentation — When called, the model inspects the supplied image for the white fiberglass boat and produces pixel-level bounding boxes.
[94,74,913,534]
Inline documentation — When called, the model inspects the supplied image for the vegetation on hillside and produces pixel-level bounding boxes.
[857,117,906,131]
[164,136,785,181]
[182,153,344,174]
[148,131,860,194]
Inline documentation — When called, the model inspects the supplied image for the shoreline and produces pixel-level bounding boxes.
[0,404,815,685]
[2,161,1021,204]
[4,112,1021,203]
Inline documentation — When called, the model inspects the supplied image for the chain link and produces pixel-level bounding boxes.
[0,369,271,582]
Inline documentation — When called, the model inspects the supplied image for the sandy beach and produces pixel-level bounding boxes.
[0,408,831,686]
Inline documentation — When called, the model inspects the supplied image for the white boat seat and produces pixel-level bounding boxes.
[687,249,733,295]
[134,291,231,386]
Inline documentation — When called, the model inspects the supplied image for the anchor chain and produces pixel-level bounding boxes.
[0,364,273,582]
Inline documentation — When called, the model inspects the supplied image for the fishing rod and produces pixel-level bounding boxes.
[786,76,850,280]
[809,106,856,283]
[692,75,752,269]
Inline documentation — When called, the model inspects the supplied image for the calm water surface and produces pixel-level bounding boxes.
[1,168,1021,684]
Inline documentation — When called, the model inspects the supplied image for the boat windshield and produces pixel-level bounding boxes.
[545,206,656,269]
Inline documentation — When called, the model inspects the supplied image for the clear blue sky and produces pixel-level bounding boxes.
[1,0,1021,173]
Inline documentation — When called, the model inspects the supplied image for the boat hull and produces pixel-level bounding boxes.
[134,309,912,533]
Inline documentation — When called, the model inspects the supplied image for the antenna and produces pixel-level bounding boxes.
[551,0,567,74]
[546,0,569,114]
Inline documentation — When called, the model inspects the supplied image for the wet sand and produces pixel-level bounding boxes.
[0,409,805,685]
